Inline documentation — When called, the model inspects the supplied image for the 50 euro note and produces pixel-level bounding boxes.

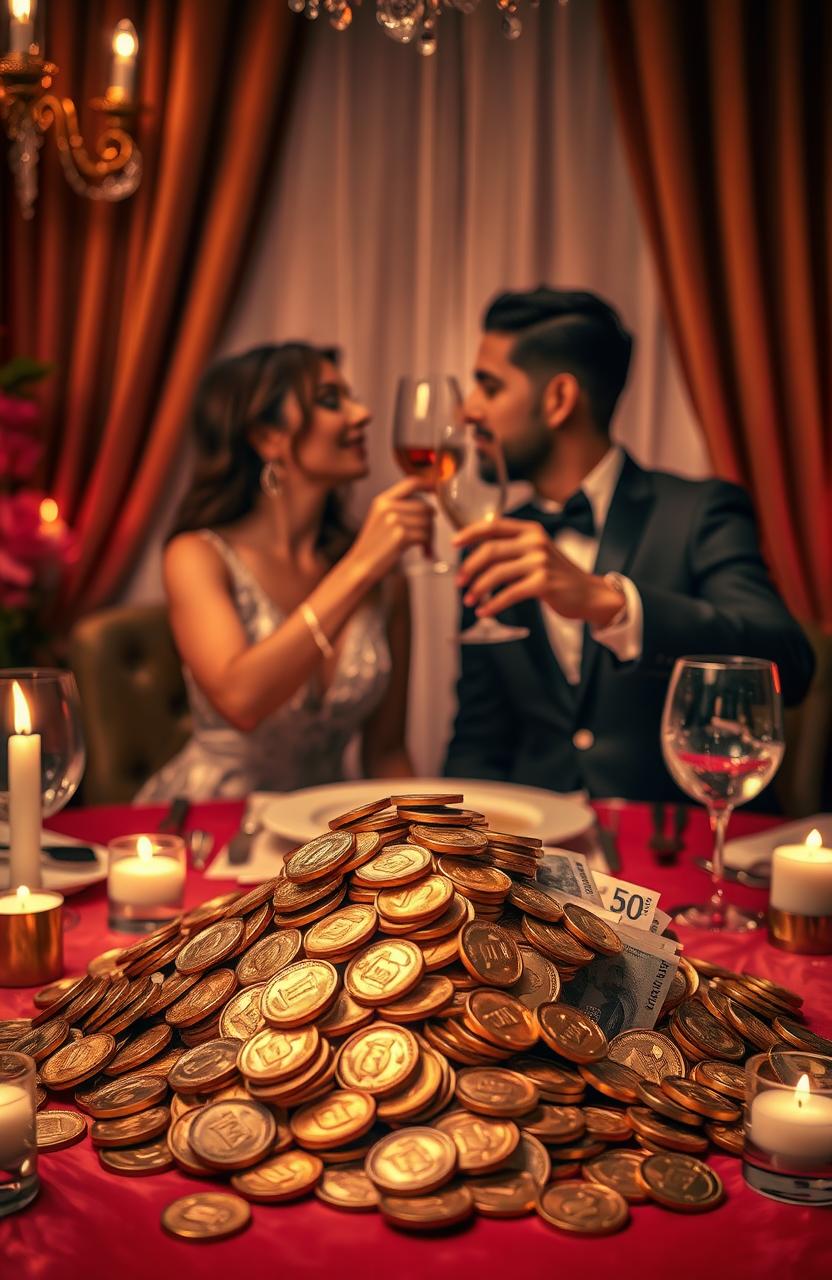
[592,869,660,932]
[560,924,680,1036]
[536,849,603,906]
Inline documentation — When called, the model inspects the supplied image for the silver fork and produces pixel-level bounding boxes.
[189,829,215,872]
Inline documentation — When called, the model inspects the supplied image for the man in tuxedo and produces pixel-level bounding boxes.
[443,286,814,801]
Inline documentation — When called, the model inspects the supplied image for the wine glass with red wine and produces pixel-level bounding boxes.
[392,376,461,575]
[661,656,784,931]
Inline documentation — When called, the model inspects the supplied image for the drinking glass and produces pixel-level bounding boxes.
[435,420,529,645]
[661,657,784,931]
[392,375,461,575]
[0,1052,39,1216]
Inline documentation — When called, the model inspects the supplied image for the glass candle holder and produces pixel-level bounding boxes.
[107,834,186,932]
[0,1052,39,1217]
[0,885,63,986]
[744,1051,832,1205]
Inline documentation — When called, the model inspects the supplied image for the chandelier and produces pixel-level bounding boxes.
[0,1,142,219]
[288,0,544,54]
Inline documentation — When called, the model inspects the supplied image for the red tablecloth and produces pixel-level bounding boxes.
[1,801,831,1280]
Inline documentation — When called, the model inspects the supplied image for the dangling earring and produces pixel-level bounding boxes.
[260,460,284,499]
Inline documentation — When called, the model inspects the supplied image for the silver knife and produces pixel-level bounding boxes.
[158,795,190,835]
[227,812,260,865]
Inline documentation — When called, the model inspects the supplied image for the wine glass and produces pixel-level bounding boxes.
[660,656,784,931]
[392,375,460,575]
[0,669,86,929]
[435,420,529,646]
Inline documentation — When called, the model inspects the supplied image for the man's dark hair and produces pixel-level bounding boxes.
[484,285,634,431]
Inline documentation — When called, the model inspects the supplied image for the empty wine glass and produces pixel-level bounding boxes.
[392,375,461,575]
[661,656,784,931]
[436,420,529,645]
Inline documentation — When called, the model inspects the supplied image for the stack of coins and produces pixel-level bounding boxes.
[5,791,831,1243]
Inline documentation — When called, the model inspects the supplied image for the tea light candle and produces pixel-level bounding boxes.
[8,681,42,891]
[108,836,185,907]
[749,1073,832,1163]
[0,1081,35,1168]
[0,885,64,986]
[770,829,832,916]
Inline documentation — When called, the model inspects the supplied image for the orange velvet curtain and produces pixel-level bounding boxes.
[600,0,832,628]
[0,0,303,615]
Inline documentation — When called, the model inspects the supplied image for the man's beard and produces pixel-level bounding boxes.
[502,408,552,481]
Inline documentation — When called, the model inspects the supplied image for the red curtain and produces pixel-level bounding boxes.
[600,0,831,628]
[1,0,303,615]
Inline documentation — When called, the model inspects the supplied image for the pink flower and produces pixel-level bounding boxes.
[0,392,39,433]
[0,427,42,480]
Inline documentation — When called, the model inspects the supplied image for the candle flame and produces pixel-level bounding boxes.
[112,19,138,59]
[414,380,431,420]
[136,836,154,862]
[795,1073,811,1108]
[11,681,32,735]
[39,497,59,524]
[806,829,823,850]
[16,884,29,909]
[10,0,34,22]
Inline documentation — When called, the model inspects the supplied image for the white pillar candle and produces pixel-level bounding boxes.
[7,0,35,54]
[108,19,138,99]
[8,682,42,891]
[749,1074,832,1163]
[0,885,63,915]
[770,829,832,916]
[0,1082,35,1168]
[108,836,185,907]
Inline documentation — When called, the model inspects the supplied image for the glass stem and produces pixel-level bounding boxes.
[707,806,732,929]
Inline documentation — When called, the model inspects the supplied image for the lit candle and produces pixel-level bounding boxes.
[7,0,36,55]
[770,829,832,916]
[0,1080,35,1168]
[0,884,63,915]
[8,681,42,891]
[108,835,185,907]
[0,885,64,986]
[749,1073,832,1163]
[107,19,138,101]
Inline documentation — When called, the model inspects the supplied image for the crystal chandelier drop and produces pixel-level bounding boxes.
[288,0,542,55]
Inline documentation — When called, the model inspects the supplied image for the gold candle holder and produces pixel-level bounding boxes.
[768,906,832,955]
[0,886,64,986]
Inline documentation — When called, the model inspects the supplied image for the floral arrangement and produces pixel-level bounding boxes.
[0,357,77,666]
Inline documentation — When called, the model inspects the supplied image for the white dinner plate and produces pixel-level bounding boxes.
[0,823,108,895]
[259,777,594,846]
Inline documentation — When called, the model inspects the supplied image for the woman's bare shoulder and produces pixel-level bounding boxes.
[164,531,229,591]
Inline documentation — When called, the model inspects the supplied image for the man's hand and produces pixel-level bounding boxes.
[453,517,625,626]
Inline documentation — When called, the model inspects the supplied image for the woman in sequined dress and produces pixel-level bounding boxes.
[135,342,430,800]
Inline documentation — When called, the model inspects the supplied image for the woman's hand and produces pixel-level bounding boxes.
[347,477,434,583]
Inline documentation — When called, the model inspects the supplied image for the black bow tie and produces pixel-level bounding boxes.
[524,490,595,539]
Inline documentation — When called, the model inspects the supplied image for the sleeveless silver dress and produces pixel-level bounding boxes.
[134,530,392,801]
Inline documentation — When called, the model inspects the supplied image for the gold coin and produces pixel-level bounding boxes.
[458,921,522,988]
[161,1192,251,1241]
[315,1164,379,1210]
[238,1024,320,1084]
[538,1003,607,1063]
[434,1108,519,1173]
[98,1138,175,1177]
[672,999,745,1061]
[659,969,688,1018]
[420,934,469,972]
[284,830,355,883]
[272,876,343,913]
[189,1099,276,1170]
[232,1149,324,1202]
[455,1067,538,1118]
[510,946,561,1010]
[175,919,245,975]
[290,1088,376,1150]
[507,883,563,923]
[507,1132,551,1188]
[377,1182,474,1231]
[521,1103,586,1145]
[33,972,90,1017]
[167,1038,241,1094]
[165,969,238,1030]
[36,1109,87,1152]
[328,796,391,829]
[409,825,488,856]
[142,972,197,1020]
[90,1105,170,1149]
[607,1029,686,1083]
[520,917,594,967]
[463,989,538,1052]
[272,883,349,929]
[562,903,622,956]
[706,1121,744,1155]
[316,989,375,1038]
[96,983,159,1036]
[509,1056,585,1101]
[437,858,511,899]
[660,1075,742,1122]
[635,1079,704,1126]
[11,1018,70,1063]
[261,959,339,1027]
[336,1022,420,1097]
[578,1058,641,1103]
[626,1106,709,1154]
[88,947,127,978]
[389,792,464,807]
[467,1169,537,1218]
[353,844,432,887]
[637,1152,724,1212]
[740,971,802,1010]
[247,1040,334,1105]
[721,997,781,1051]
[378,974,455,1022]
[409,893,473,942]
[772,1017,832,1055]
[344,939,425,1006]
[180,893,242,934]
[376,875,453,923]
[75,1073,167,1119]
[168,1108,215,1175]
[104,1024,173,1076]
[40,1032,117,1088]
[365,1126,458,1193]
[537,1180,629,1235]
[217,983,267,1041]
[304,904,377,958]
[339,831,383,873]
[583,1149,649,1203]
[689,1060,746,1101]
[376,1047,445,1122]
[582,1106,632,1141]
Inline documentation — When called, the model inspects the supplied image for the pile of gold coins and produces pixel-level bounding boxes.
[4,792,832,1243]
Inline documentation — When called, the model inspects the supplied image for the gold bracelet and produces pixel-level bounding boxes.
[300,602,335,659]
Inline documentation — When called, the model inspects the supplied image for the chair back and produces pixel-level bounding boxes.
[777,624,832,816]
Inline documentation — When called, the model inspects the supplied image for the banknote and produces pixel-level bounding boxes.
[592,869,659,931]
[560,922,680,1035]
[649,907,672,936]
[536,849,603,905]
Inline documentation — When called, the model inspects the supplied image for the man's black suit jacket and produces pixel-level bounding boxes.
[443,453,815,802]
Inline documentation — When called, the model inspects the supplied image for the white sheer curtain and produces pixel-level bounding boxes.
[126,0,708,775]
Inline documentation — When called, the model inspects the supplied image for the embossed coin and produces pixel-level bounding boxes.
[537,1181,629,1235]
[464,989,538,1052]
[175,919,245,975]
[562,903,622,956]
[261,959,339,1027]
[168,1038,241,1093]
[376,875,453,923]
[316,989,375,1038]
[365,1126,458,1194]
[231,1149,324,1202]
[238,1025,320,1084]
[438,859,511,899]
[455,1067,539,1118]
[33,975,88,1014]
[76,1073,167,1118]
[345,939,425,1007]
[538,1003,607,1063]
[378,975,455,1023]
[509,946,561,1010]
[722,997,781,1051]
[772,1018,832,1055]
[673,999,745,1061]
[11,1018,70,1063]
[315,1164,379,1210]
[329,797,392,828]
[40,1032,117,1088]
[706,1121,745,1155]
[520,917,594,967]
[336,1023,420,1097]
[304,904,377,958]
[635,1079,704,1126]
[104,1024,173,1076]
[98,1138,175,1176]
[190,1099,276,1170]
[458,922,522,987]
[162,1191,251,1241]
[512,1056,585,1101]
[626,1107,710,1154]
[660,1075,742,1122]
[376,1046,445,1122]
[466,1169,537,1218]
[284,831,355,883]
[507,883,563,923]
[608,1030,686,1083]
[218,983,267,1041]
[409,825,488,856]
[583,1150,648,1203]
[162,969,236,1030]
[435,1108,519,1173]
[353,844,432,888]
[290,1088,376,1150]
[638,1152,724,1212]
[235,929,302,987]
[91,1105,170,1148]
[36,1109,87,1152]
[521,1104,585,1145]
[578,1058,641,1103]
[582,1106,633,1142]
[377,1183,474,1231]
[689,1059,746,1101]
[272,876,343,913]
